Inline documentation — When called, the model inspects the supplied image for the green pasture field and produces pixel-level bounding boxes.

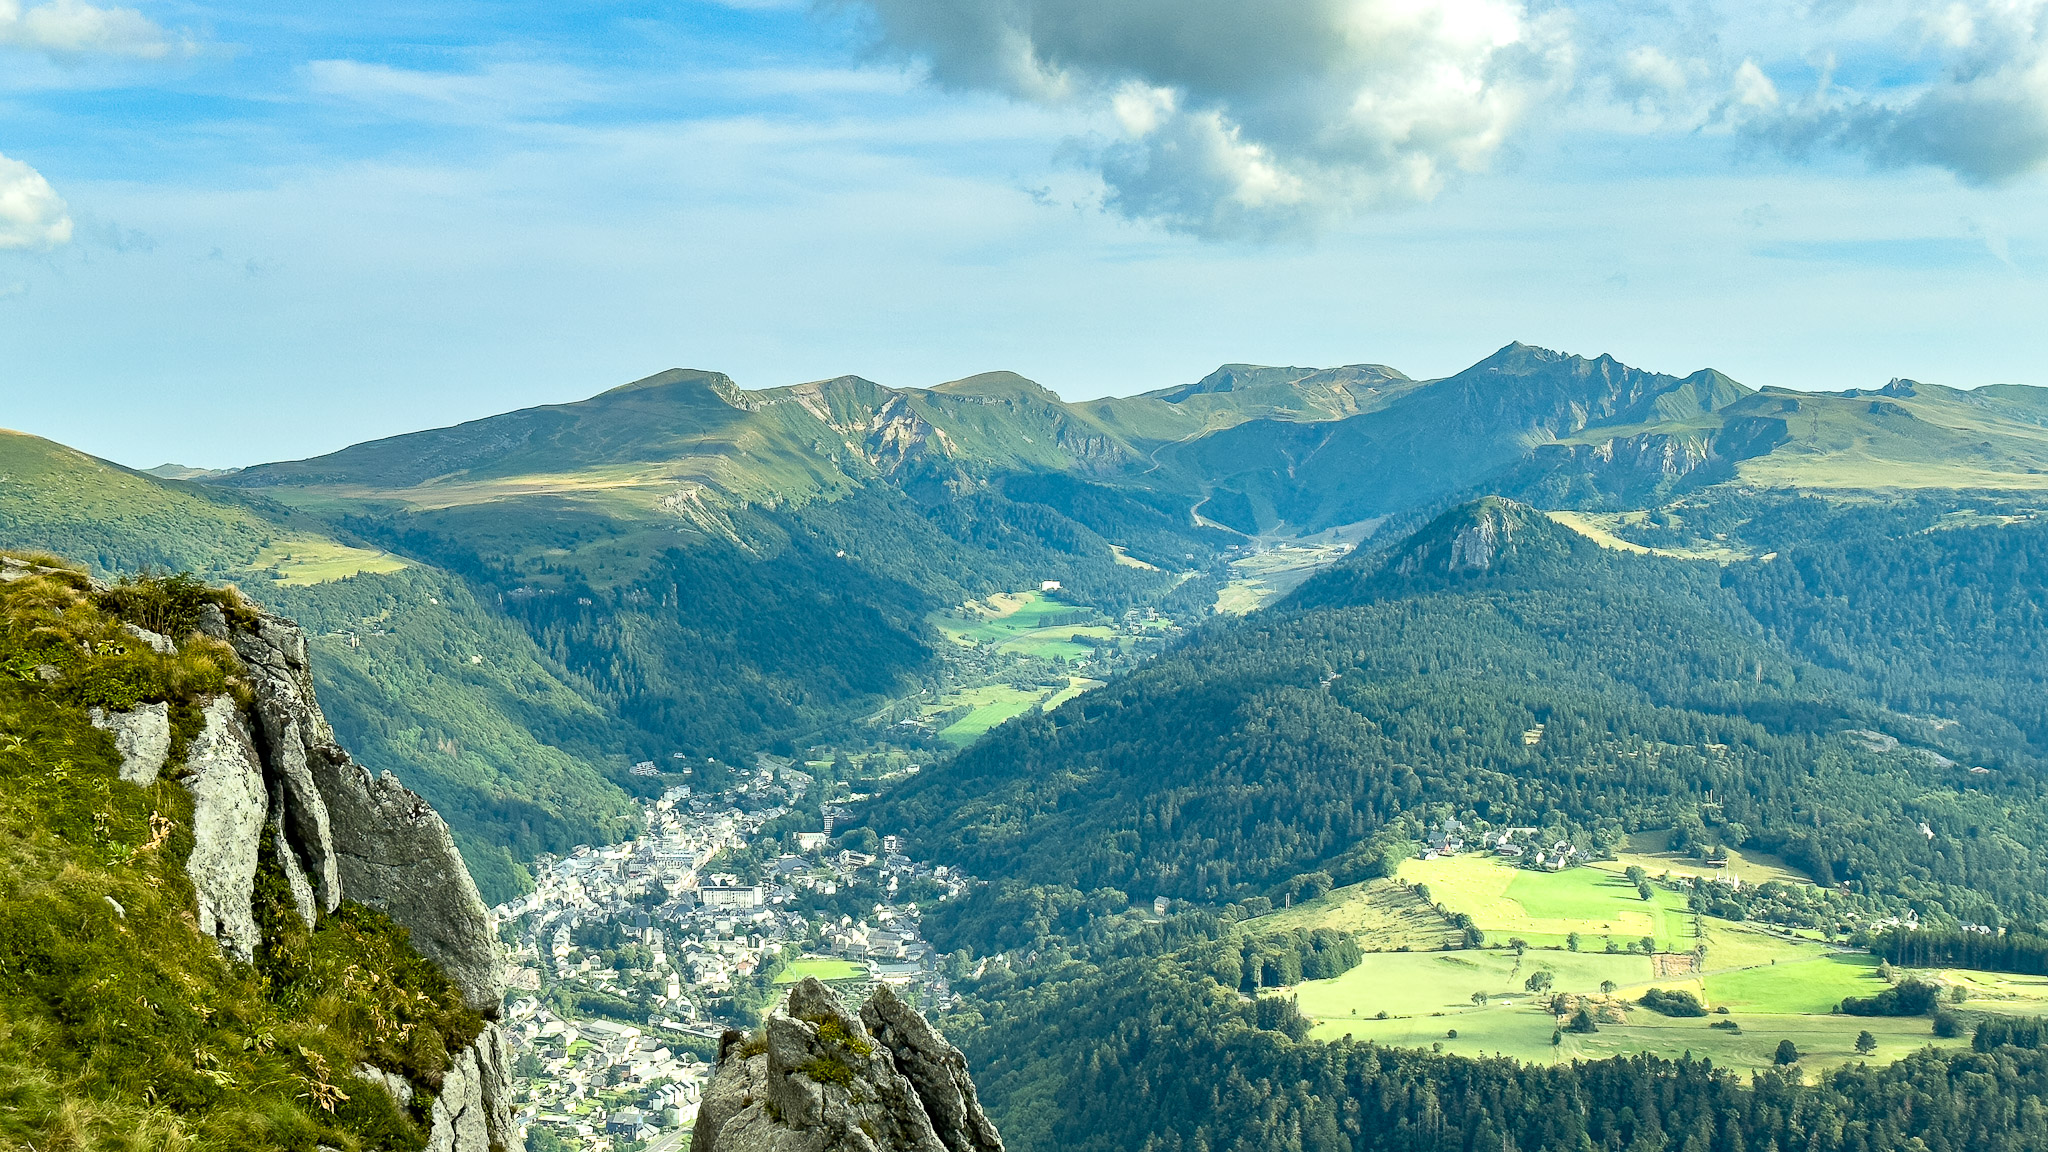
[1598,829,1810,887]
[251,535,411,585]
[774,958,869,984]
[1293,949,1655,1023]
[1243,879,1457,951]
[929,685,1048,746]
[1705,953,1883,1014]
[1399,854,1697,952]
[934,590,1119,661]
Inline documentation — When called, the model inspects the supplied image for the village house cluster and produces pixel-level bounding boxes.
[492,765,969,1150]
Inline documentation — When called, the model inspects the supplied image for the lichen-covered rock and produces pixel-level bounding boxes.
[691,980,999,1152]
[182,696,267,963]
[225,607,503,1016]
[88,700,170,785]
[426,1025,518,1152]
[227,612,341,912]
[861,986,1004,1152]
[312,743,504,1015]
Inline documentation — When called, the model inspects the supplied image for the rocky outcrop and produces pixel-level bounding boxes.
[311,746,505,1015]
[860,987,1003,1152]
[200,602,506,1018]
[88,700,170,785]
[427,1026,517,1152]
[692,979,1003,1152]
[180,696,269,964]
[168,598,517,1151]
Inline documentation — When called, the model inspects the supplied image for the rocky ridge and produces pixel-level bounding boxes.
[692,978,1003,1152]
[80,585,517,1152]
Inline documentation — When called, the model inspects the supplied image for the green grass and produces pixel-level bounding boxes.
[933,685,1050,747]
[1706,953,1884,1014]
[1242,879,1456,950]
[0,560,480,1152]
[251,536,410,586]
[774,958,868,984]
[1597,829,1811,887]
[1292,949,1654,1022]
[935,591,1114,661]
[1401,855,1696,951]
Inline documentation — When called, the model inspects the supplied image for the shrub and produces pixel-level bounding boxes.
[1841,978,1942,1017]
[1638,987,1708,1017]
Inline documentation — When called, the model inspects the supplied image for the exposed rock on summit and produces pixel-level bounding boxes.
[692,978,1004,1152]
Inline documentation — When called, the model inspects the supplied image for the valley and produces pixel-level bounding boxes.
[8,342,2048,1152]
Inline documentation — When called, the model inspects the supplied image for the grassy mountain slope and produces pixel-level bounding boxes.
[0,431,635,905]
[869,498,2048,926]
[0,560,482,1152]
[1153,344,1757,533]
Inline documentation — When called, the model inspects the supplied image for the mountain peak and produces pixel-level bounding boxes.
[1287,497,1598,609]
[930,370,1056,398]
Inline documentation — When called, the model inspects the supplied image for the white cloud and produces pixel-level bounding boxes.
[842,0,1573,238]
[0,0,179,59]
[304,59,607,122]
[0,152,72,250]
[1738,0,2048,184]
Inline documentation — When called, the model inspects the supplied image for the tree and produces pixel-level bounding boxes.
[1567,932,1581,952]
[1934,1010,1962,1038]
[1775,1039,1800,1065]
[1637,881,1655,901]
[1525,970,1554,993]
[1509,937,1529,955]
[1471,991,1490,1006]
[1855,1030,1877,1055]
[1569,1007,1599,1033]
[1599,980,1617,995]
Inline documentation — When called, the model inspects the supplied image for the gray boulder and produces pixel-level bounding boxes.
[181,696,268,963]
[311,743,505,1016]
[426,1026,517,1152]
[89,700,171,785]
[691,980,1000,1152]
[862,985,1004,1152]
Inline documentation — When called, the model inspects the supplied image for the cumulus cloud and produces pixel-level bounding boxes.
[0,153,73,250]
[1737,0,2048,184]
[842,0,1572,238]
[0,0,180,58]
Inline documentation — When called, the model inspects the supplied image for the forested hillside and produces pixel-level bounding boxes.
[871,498,2048,927]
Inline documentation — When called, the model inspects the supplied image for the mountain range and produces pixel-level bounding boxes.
[5,342,2047,903]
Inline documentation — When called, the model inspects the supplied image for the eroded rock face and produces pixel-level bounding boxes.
[426,1026,516,1152]
[692,980,1002,1152]
[312,746,504,1016]
[218,605,505,1017]
[89,700,171,785]
[861,986,1004,1152]
[181,696,267,964]
[172,599,516,1149]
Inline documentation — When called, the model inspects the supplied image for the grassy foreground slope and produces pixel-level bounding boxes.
[0,430,635,904]
[0,559,481,1152]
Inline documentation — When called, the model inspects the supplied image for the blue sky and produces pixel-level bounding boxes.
[4,0,2048,468]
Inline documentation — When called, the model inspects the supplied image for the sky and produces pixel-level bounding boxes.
[3,0,2047,468]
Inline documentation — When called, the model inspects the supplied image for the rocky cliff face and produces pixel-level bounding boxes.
[86,592,518,1152]
[692,978,1003,1152]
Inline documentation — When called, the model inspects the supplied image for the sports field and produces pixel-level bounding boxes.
[774,958,868,984]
